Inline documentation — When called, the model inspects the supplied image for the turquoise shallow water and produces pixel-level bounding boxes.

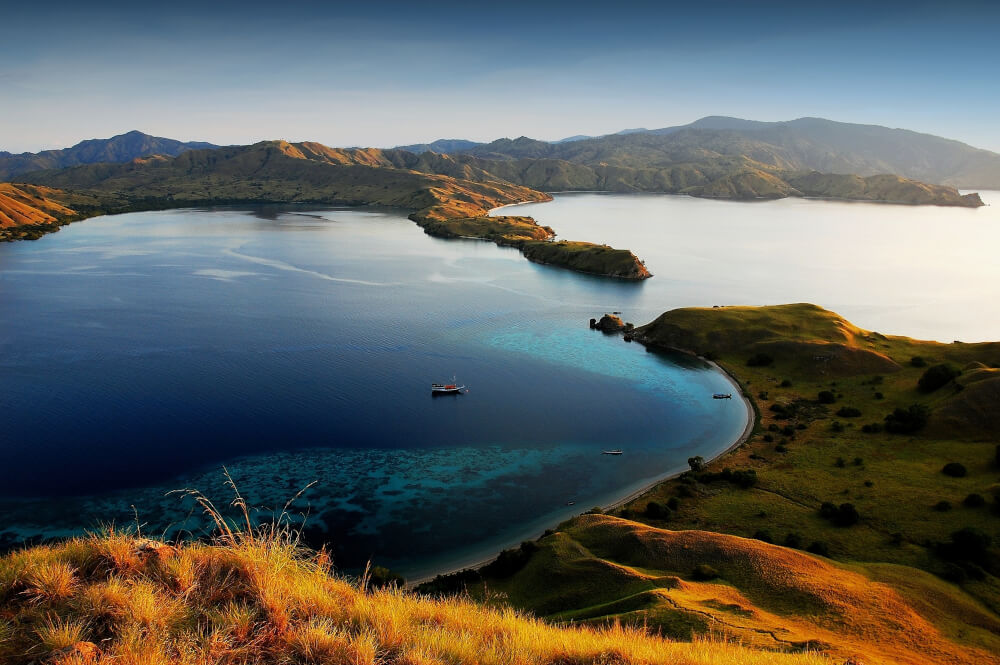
[0,204,746,578]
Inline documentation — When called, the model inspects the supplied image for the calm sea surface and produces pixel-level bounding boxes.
[0,204,746,579]
[495,190,1000,342]
[2,191,995,578]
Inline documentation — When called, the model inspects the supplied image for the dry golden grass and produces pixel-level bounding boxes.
[0,183,77,227]
[0,520,830,665]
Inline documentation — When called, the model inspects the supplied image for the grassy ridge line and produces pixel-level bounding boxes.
[0,528,828,665]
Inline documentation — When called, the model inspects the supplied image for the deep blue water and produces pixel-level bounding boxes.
[0,205,746,578]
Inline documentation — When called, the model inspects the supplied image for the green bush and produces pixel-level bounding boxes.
[942,462,967,478]
[910,356,927,367]
[806,541,830,557]
[645,502,671,519]
[747,353,774,367]
[698,468,758,489]
[918,364,960,393]
[817,390,836,404]
[753,530,773,543]
[933,500,952,512]
[836,406,862,418]
[884,404,929,434]
[963,493,986,508]
[820,502,859,526]
[692,563,719,581]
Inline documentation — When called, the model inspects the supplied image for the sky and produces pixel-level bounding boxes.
[3,0,1000,153]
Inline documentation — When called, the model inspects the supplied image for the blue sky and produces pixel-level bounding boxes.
[3,1,999,153]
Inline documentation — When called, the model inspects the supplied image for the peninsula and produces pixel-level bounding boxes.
[0,140,650,280]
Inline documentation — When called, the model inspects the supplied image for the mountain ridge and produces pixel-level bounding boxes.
[404,116,1000,189]
[0,130,219,181]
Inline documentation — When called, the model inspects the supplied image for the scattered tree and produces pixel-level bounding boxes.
[942,462,968,478]
[884,404,929,434]
[817,390,836,404]
[918,364,960,393]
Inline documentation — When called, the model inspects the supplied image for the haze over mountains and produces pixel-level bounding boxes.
[397,116,1000,190]
[0,130,218,181]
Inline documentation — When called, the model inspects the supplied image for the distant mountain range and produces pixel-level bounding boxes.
[0,131,218,181]
[394,116,1000,189]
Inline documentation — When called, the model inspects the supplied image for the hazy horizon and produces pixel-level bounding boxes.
[3,0,1000,153]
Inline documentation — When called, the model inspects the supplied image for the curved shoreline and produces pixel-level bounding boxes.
[405,351,754,588]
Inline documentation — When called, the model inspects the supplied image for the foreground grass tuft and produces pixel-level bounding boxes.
[0,525,828,665]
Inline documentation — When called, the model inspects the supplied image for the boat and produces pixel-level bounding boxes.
[601,449,623,455]
[713,393,732,399]
[431,377,466,394]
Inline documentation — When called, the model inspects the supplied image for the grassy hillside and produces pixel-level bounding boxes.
[453,515,999,665]
[0,527,828,665]
[423,304,1000,665]
[0,130,218,180]
[0,184,125,241]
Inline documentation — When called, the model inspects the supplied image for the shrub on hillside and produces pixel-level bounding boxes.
[884,404,929,434]
[861,422,883,434]
[836,406,862,418]
[752,530,773,543]
[937,527,993,568]
[687,455,706,472]
[917,364,961,393]
[942,462,968,478]
[820,502,859,526]
[806,541,830,557]
[747,353,774,367]
[933,500,952,512]
[910,356,927,367]
[692,563,719,581]
[645,502,671,519]
[963,493,986,508]
[698,468,758,489]
[784,532,803,549]
[817,390,836,404]
[482,541,539,578]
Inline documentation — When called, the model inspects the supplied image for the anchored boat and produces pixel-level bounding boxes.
[601,449,623,455]
[431,377,466,394]
[713,393,732,399]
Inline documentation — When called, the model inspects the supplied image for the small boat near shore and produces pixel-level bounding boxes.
[713,393,732,399]
[601,449,623,455]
